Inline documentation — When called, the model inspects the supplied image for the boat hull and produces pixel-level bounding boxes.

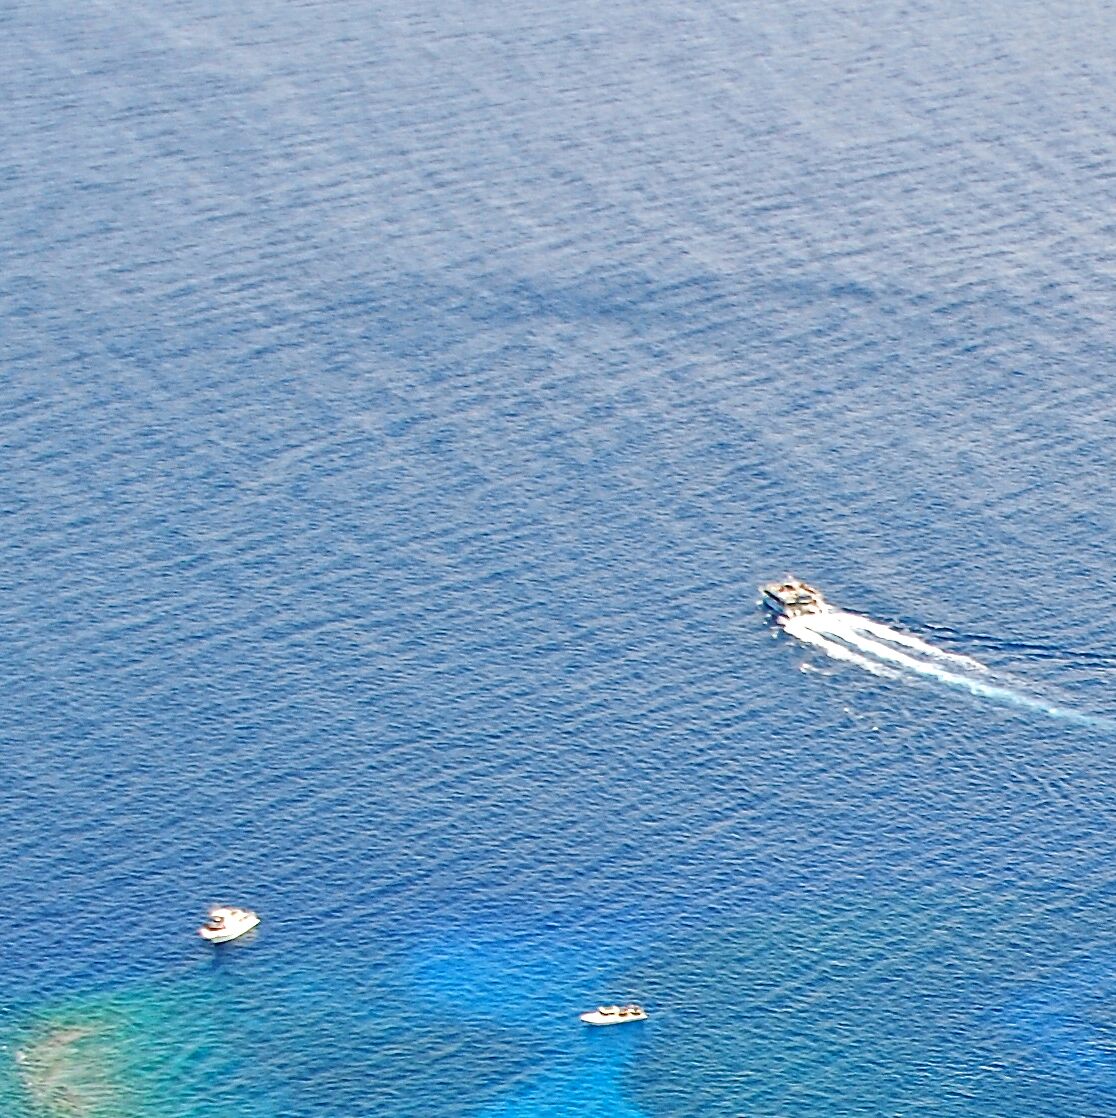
[198,910,259,943]
[579,1007,647,1026]
[760,578,828,619]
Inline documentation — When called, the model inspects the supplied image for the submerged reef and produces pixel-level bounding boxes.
[14,1015,133,1118]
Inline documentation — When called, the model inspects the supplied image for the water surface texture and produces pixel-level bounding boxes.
[3,1,1116,1114]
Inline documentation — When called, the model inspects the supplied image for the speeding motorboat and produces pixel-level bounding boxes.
[759,577,829,620]
[579,1004,648,1026]
[198,905,260,944]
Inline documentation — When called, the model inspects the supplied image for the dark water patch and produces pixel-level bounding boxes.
[630,886,1116,1116]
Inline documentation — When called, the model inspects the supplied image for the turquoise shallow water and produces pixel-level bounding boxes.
[4,0,1116,1114]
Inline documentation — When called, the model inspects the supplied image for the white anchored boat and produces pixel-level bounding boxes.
[198,905,260,944]
[759,577,829,620]
[580,1004,648,1026]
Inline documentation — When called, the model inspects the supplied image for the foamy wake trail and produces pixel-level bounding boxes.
[815,612,983,680]
[840,615,987,673]
[784,609,1105,726]
[783,621,898,679]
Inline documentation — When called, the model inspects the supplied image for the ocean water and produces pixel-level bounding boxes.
[3,0,1116,1114]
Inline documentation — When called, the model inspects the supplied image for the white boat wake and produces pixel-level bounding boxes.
[781,620,898,679]
[781,609,1103,726]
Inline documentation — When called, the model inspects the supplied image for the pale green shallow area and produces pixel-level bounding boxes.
[1,986,207,1118]
[0,953,577,1118]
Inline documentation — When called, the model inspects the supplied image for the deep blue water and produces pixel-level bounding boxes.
[3,1,1116,1114]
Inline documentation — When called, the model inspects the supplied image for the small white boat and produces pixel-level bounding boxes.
[759,577,829,620]
[579,1004,648,1026]
[198,905,260,944]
